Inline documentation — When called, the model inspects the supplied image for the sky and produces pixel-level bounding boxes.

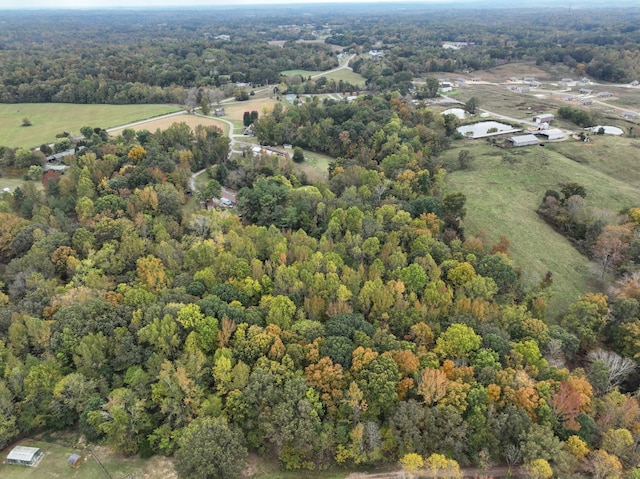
[3,0,468,9]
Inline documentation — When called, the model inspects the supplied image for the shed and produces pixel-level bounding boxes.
[509,134,539,147]
[538,129,564,141]
[6,446,44,467]
[533,114,554,124]
[68,454,82,467]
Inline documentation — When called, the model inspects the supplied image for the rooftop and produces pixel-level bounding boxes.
[7,446,42,462]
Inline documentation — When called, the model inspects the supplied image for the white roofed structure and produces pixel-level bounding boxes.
[509,134,539,147]
[538,129,564,141]
[6,446,44,467]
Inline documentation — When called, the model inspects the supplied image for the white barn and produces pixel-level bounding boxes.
[509,134,539,147]
[538,129,564,141]
[6,446,44,467]
[533,114,554,124]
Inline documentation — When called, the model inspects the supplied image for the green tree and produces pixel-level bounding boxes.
[292,147,305,163]
[435,323,482,364]
[464,96,479,114]
[175,416,247,479]
[89,387,151,455]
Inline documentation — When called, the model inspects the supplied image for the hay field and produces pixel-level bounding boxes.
[0,103,179,148]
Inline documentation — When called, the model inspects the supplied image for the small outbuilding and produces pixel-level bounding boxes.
[68,453,82,467]
[6,446,44,467]
[538,129,564,141]
[533,114,554,124]
[509,134,539,147]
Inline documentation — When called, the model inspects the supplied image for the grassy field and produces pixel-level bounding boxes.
[0,439,175,479]
[0,104,180,148]
[0,177,30,193]
[444,137,640,315]
[322,69,366,87]
[281,69,322,77]
[295,149,332,183]
[281,69,366,88]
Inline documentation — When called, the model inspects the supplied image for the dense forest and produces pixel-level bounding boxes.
[2,4,640,479]
[2,93,640,478]
[1,6,640,104]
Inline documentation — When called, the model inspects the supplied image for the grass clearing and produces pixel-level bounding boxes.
[0,177,30,193]
[295,149,332,183]
[281,69,322,77]
[322,69,366,87]
[445,138,640,315]
[0,104,179,148]
[0,438,176,479]
[281,69,366,87]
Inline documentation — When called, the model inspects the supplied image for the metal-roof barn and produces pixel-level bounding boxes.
[533,114,554,123]
[538,129,564,141]
[509,134,539,147]
[6,446,44,467]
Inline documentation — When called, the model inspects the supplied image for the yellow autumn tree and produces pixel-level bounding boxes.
[127,145,147,162]
[399,453,424,478]
[136,254,170,291]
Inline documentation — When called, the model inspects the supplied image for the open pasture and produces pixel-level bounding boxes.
[445,138,640,314]
[0,103,179,148]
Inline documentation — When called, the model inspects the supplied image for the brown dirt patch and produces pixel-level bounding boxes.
[110,114,229,136]
[140,456,178,479]
[223,98,280,121]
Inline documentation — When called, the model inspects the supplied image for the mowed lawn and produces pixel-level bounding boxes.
[282,69,366,87]
[0,439,176,479]
[445,139,640,316]
[295,149,333,183]
[321,69,366,87]
[0,103,180,148]
[0,177,31,193]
